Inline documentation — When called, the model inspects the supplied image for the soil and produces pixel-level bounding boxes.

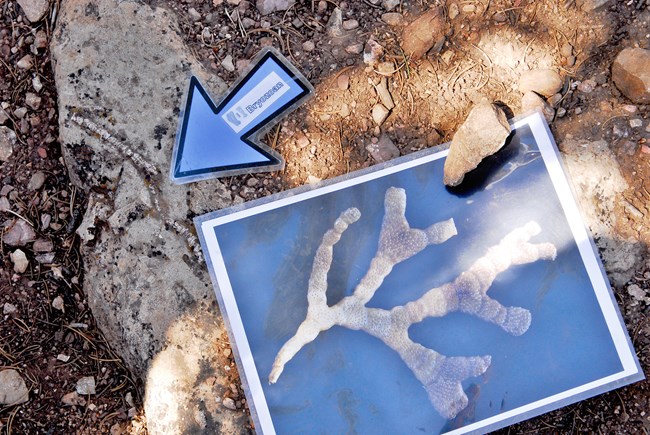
[1,0,649,434]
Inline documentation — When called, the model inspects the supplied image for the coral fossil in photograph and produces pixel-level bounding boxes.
[269,187,557,419]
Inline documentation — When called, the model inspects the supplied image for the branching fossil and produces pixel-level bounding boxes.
[269,186,557,419]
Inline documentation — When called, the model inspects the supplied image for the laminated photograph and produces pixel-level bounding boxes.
[195,112,643,434]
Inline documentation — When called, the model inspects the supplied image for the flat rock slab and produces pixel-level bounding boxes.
[51,0,249,433]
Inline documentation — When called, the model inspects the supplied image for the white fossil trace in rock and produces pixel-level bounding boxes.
[269,187,557,419]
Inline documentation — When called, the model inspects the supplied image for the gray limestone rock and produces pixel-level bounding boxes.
[256,0,295,15]
[51,1,249,433]
[0,126,16,162]
[17,0,49,23]
[0,369,29,405]
[443,102,511,187]
[561,138,642,286]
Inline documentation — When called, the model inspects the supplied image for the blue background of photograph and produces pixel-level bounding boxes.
[213,124,623,434]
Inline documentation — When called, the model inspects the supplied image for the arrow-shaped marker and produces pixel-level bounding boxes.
[170,48,313,184]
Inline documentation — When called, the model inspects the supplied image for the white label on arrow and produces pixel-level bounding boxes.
[222,71,291,134]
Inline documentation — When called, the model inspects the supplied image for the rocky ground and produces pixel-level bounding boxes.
[1,0,649,434]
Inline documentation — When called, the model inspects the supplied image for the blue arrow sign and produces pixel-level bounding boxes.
[170,48,313,184]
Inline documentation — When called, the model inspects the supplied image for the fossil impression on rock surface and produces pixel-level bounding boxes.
[269,187,557,419]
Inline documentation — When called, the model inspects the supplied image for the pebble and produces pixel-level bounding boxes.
[565,56,576,67]
[622,104,638,114]
[0,196,9,211]
[382,0,400,11]
[337,73,349,90]
[521,91,554,123]
[642,145,650,154]
[556,107,567,118]
[381,12,404,26]
[37,146,47,158]
[302,41,315,52]
[222,397,237,410]
[577,79,596,94]
[560,42,573,58]
[34,30,47,49]
[326,7,344,38]
[32,75,43,92]
[0,369,29,405]
[295,132,310,148]
[188,7,201,22]
[256,0,296,16]
[400,7,444,59]
[612,48,650,104]
[519,69,563,97]
[448,3,460,19]
[27,171,47,190]
[52,296,65,312]
[16,54,33,70]
[221,55,236,72]
[17,0,49,23]
[366,133,399,163]
[57,354,71,362]
[306,175,321,185]
[61,391,86,406]
[363,38,383,66]
[630,119,643,128]
[342,19,358,31]
[0,108,9,125]
[345,43,363,54]
[547,93,562,107]
[371,103,390,126]
[35,252,55,264]
[4,219,37,247]
[33,238,54,252]
[0,126,17,162]
[3,303,17,315]
[462,4,476,13]
[76,376,96,395]
[11,249,29,273]
[13,107,27,119]
[339,103,350,118]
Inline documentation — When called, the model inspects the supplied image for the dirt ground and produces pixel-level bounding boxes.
[1,0,649,433]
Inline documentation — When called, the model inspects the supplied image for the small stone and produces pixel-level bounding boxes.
[52,296,65,312]
[0,108,9,125]
[622,104,637,114]
[32,75,43,92]
[326,7,344,37]
[35,253,55,264]
[0,369,29,405]
[448,3,460,19]
[0,197,9,211]
[641,145,650,154]
[62,391,86,406]
[16,54,33,70]
[556,107,567,118]
[382,0,400,11]
[17,0,49,22]
[317,0,327,13]
[366,133,399,163]
[560,43,573,58]
[493,11,507,22]
[577,79,596,93]
[223,397,236,410]
[342,19,358,31]
[221,55,235,72]
[0,126,16,162]
[364,39,383,66]
[381,12,404,26]
[34,30,47,49]
[302,41,315,52]
[371,103,390,126]
[547,93,562,107]
[339,103,350,118]
[444,102,511,187]
[33,238,54,252]
[400,7,444,60]
[256,0,295,15]
[295,132,310,148]
[521,91,555,123]
[37,147,47,158]
[11,249,29,273]
[13,107,27,119]
[519,69,563,97]
[345,43,364,54]
[578,0,611,11]
[306,175,321,185]
[4,220,37,247]
[76,376,96,395]
[3,303,17,315]
[630,119,643,128]
[188,8,201,21]
[57,354,71,362]
[337,74,349,90]
[462,4,476,13]
[27,171,47,191]
[612,48,650,104]
[565,56,576,67]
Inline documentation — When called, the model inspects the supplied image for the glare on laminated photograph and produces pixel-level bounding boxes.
[195,112,643,434]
